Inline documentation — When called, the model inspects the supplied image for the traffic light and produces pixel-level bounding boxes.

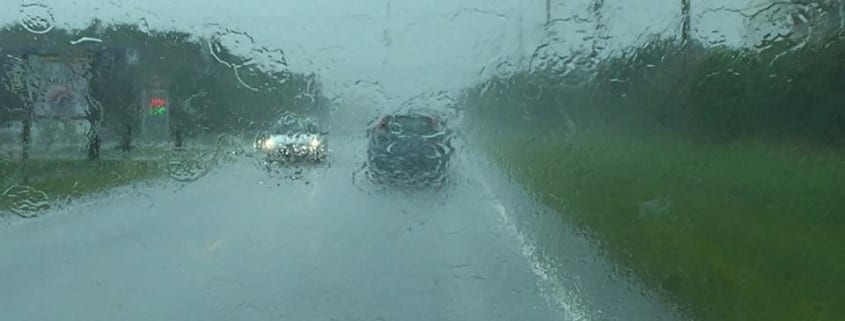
[148,97,168,116]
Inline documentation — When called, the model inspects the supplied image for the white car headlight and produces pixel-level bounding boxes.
[309,137,321,149]
[263,139,277,150]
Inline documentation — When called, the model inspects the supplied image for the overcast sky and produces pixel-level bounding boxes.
[1,0,755,103]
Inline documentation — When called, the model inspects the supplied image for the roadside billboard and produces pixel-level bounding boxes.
[24,53,91,120]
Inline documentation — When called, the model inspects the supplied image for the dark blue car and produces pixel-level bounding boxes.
[366,111,454,188]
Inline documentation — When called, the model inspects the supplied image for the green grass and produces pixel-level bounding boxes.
[461,21,845,321]
[489,130,845,321]
[0,159,163,216]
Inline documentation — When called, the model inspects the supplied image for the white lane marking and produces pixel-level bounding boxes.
[477,170,593,321]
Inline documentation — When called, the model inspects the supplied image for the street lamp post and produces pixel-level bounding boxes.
[681,0,691,50]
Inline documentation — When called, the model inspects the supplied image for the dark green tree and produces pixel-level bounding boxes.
[86,23,145,152]
[2,21,327,156]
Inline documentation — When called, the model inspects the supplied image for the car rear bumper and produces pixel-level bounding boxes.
[366,153,449,186]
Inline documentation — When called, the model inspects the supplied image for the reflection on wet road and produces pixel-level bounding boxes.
[0,137,680,321]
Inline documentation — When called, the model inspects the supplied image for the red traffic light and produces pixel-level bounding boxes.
[150,97,167,108]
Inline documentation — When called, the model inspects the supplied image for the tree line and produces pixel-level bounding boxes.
[465,0,845,146]
[0,21,326,159]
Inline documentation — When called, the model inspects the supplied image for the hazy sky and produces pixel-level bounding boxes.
[1,0,754,102]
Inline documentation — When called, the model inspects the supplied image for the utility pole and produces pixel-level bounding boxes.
[21,108,30,162]
[681,0,691,51]
[678,0,692,128]
[517,13,525,69]
[20,54,32,184]
[546,0,552,30]
[591,0,605,59]
[20,53,33,169]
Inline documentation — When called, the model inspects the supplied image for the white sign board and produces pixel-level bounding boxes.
[25,54,91,119]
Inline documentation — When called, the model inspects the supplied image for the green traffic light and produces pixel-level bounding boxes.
[149,107,167,116]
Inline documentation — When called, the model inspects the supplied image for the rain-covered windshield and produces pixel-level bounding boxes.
[390,115,435,135]
[2,1,844,321]
[272,118,320,135]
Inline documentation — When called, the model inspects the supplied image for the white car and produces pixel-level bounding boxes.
[254,115,328,164]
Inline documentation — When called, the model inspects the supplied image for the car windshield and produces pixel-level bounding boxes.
[390,115,435,135]
[2,1,843,321]
[272,119,319,135]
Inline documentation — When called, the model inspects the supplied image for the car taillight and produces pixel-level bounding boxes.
[372,116,388,133]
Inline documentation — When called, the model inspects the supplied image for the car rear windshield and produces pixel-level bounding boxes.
[391,115,435,135]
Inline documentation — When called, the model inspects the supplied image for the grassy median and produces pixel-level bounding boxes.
[0,159,162,215]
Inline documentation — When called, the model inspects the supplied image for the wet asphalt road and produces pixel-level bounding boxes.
[0,137,683,321]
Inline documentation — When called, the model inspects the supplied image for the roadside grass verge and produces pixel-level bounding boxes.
[487,130,845,321]
[0,159,163,216]
[462,28,845,321]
